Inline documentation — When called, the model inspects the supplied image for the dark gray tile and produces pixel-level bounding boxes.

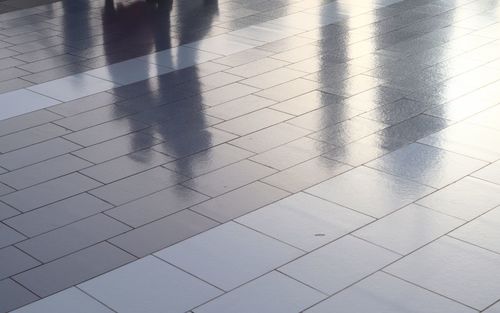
[0,109,61,137]
[0,246,40,280]
[0,67,30,82]
[150,127,237,158]
[46,92,123,117]
[379,114,450,142]
[163,143,254,178]
[80,150,172,184]
[72,132,161,164]
[16,214,130,262]
[0,202,18,221]
[17,54,84,73]
[21,63,91,84]
[0,222,25,248]
[308,116,388,147]
[1,173,102,212]
[191,181,290,223]
[0,182,14,196]
[109,209,218,258]
[0,138,81,171]
[183,160,276,197]
[106,185,208,228]
[0,78,33,94]
[13,242,135,298]
[262,156,353,193]
[0,154,92,189]
[0,279,38,313]
[0,123,70,153]
[361,98,435,125]
[63,118,149,147]
[90,167,187,206]
[4,193,112,237]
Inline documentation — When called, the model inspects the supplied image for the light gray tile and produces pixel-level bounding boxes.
[0,89,60,121]
[280,236,399,295]
[86,59,172,85]
[305,272,477,313]
[472,161,500,186]
[155,222,303,291]
[238,193,373,251]
[306,166,434,218]
[215,108,292,136]
[417,176,500,220]
[204,95,275,120]
[354,204,463,254]
[79,256,222,313]
[387,236,500,310]
[194,271,325,313]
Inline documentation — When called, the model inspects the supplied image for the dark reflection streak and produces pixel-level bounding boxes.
[98,0,219,181]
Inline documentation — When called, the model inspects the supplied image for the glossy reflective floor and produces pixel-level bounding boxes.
[1,0,500,312]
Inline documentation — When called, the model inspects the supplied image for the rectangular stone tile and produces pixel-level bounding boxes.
[256,78,319,102]
[0,279,38,313]
[0,109,61,137]
[109,209,218,258]
[0,222,26,248]
[155,222,302,291]
[287,104,363,132]
[262,156,352,193]
[0,246,40,280]
[90,167,186,205]
[79,256,222,313]
[163,143,253,178]
[355,204,463,255]
[270,91,344,116]
[215,108,292,136]
[308,116,388,147]
[63,118,149,147]
[1,173,102,212]
[379,113,449,142]
[305,272,476,313]
[5,193,112,237]
[280,236,399,295]
[10,288,114,313]
[72,132,161,164]
[150,127,237,158]
[0,78,33,94]
[28,74,117,102]
[13,242,135,298]
[204,94,275,120]
[201,83,259,107]
[16,214,130,262]
[0,123,69,153]
[225,57,289,78]
[80,150,172,184]
[0,138,81,171]
[0,182,14,196]
[53,104,139,132]
[367,143,487,189]
[183,160,276,197]
[191,181,289,223]
[0,202,19,220]
[0,154,92,189]
[386,236,500,311]
[213,48,272,67]
[250,137,334,170]
[105,185,208,227]
[46,92,123,117]
[230,122,311,153]
[17,54,84,73]
[194,271,325,313]
[241,68,305,89]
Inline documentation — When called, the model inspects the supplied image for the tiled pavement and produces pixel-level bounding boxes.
[0,0,500,312]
